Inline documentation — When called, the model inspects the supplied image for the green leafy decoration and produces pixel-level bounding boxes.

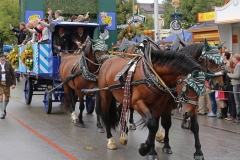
[118,26,143,40]
[44,0,98,18]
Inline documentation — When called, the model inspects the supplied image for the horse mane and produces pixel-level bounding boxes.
[151,50,202,74]
[179,43,204,60]
[84,40,93,56]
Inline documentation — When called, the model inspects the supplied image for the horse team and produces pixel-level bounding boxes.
[59,36,224,160]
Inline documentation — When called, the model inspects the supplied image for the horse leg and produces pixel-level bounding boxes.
[190,114,204,160]
[100,92,118,150]
[161,109,173,154]
[63,84,78,123]
[69,88,78,123]
[78,96,85,128]
[95,92,104,133]
[136,101,159,159]
[129,107,136,130]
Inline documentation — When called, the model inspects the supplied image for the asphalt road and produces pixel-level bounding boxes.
[0,79,240,160]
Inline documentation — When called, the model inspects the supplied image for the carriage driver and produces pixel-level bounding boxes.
[0,44,16,119]
[71,27,89,52]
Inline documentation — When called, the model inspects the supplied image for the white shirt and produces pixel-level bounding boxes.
[1,63,6,81]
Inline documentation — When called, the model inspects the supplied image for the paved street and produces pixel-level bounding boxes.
[0,79,240,160]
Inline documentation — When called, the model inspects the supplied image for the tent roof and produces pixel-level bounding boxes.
[163,30,192,43]
[3,45,13,52]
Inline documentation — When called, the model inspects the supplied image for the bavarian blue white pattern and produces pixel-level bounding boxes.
[39,44,52,74]
[18,45,26,72]
[32,43,38,73]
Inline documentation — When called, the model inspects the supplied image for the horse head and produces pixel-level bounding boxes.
[150,49,205,116]
[86,38,109,63]
[179,39,225,90]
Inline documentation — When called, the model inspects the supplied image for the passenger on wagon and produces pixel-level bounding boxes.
[47,8,64,22]
[71,27,89,52]
[9,22,26,45]
[21,21,34,45]
[36,18,50,43]
[52,27,69,56]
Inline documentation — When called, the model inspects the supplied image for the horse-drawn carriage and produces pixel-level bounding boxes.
[16,22,101,114]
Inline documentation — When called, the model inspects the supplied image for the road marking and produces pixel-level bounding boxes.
[7,112,77,160]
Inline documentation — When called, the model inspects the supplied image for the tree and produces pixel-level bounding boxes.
[142,14,154,30]
[116,0,154,30]
[162,0,225,29]
[0,0,20,45]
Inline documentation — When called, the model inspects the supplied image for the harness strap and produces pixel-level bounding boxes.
[114,56,141,81]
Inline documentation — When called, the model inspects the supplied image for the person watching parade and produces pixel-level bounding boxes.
[0,44,16,119]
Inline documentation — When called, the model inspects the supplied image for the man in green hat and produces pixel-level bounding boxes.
[0,44,16,119]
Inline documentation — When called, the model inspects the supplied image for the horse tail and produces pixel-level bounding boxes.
[109,95,119,129]
[98,92,119,130]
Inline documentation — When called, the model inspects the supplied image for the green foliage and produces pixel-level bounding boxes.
[118,26,143,40]
[44,0,98,17]
[0,0,20,45]
[116,0,138,25]
[142,14,154,30]
[162,0,225,29]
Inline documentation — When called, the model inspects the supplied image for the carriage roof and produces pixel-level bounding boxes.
[50,22,99,32]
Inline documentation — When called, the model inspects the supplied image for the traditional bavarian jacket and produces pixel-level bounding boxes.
[0,62,16,87]
[71,33,88,50]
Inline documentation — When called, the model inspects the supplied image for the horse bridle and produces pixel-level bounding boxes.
[82,41,110,74]
[174,76,201,106]
[198,51,224,75]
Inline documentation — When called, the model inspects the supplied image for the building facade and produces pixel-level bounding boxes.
[215,0,240,53]
[140,3,170,39]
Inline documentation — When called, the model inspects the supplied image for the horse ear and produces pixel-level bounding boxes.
[203,39,211,51]
[217,41,226,50]
[191,70,199,78]
[89,38,96,44]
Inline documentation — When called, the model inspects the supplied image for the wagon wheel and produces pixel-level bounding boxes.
[85,95,95,114]
[24,78,33,105]
[44,89,52,114]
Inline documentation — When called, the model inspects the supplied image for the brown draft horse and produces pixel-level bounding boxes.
[97,40,205,160]
[153,42,225,155]
[59,39,108,132]
[120,40,225,157]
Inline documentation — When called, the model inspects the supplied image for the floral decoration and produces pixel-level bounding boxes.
[21,45,34,70]
[8,46,19,69]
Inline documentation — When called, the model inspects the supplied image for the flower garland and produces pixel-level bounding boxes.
[8,46,19,69]
[21,45,34,70]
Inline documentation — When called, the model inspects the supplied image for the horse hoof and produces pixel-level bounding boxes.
[148,155,159,160]
[97,127,105,133]
[162,147,173,154]
[78,123,85,128]
[155,136,164,143]
[107,138,117,150]
[194,153,204,160]
[73,119,78,124]
[138,143,151,156]
[129,123,136,130]
[119,135,128,146]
